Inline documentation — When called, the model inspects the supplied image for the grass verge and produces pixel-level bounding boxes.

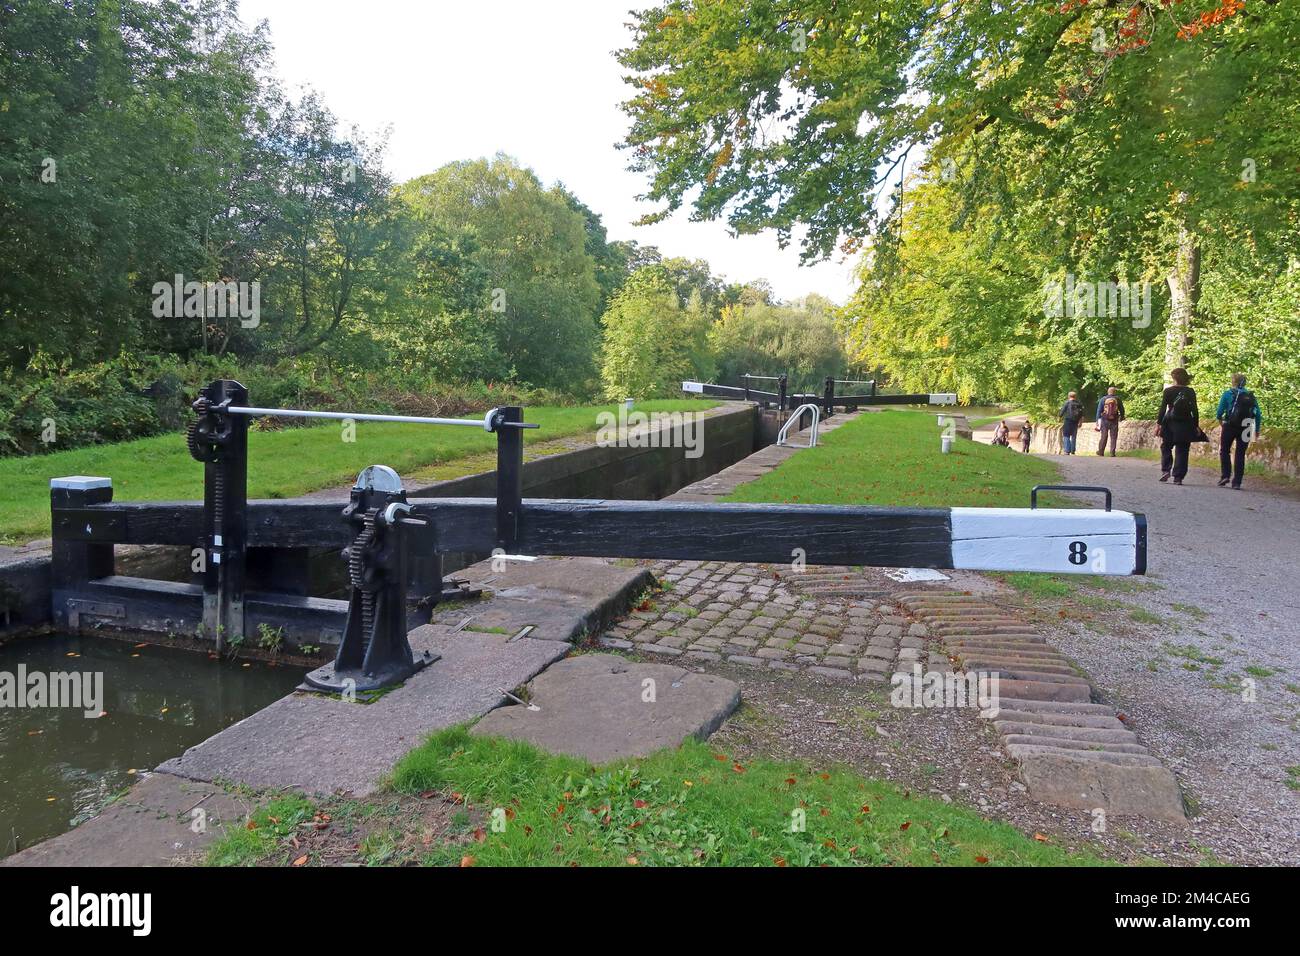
[724,409,1064,508]
[205,726,1106,867]
[0,399,715,544]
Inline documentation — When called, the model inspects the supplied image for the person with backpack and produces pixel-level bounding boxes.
[1215,373,1263,489]
[1095,387,1126,457]
[1156,367,1199,484]
[993,420,1010,447]
[1058,391,1085,454]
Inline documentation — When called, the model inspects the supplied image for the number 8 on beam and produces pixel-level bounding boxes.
[948,508,1146,575]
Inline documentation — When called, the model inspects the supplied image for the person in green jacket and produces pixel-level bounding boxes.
[1215,373,1263,489]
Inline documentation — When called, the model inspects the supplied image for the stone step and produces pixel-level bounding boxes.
[954,650,1075,667]
[996,721,1138,745]
[945,636,1053,649]
[958,658,1083,679]
[907,608,998,616]
[998,738,1154,759]
[965,666,1086,686]
[995,697,1117,715]
[925,614,1031,624]
[797,586,888,597]
[932,623,1040,636]
[953,644,1074,659]
[993,678,1092,703]
[964,665,1091,686]
[993,709,1126,730]
[1007,744,1162,767]
[1015,750,1187,822]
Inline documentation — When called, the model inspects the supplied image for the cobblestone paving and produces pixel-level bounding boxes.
[599,560,940,682]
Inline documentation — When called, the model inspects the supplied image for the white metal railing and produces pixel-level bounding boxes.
[777,403,821,448]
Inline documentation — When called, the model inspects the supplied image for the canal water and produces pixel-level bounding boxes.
[0,632,303,858]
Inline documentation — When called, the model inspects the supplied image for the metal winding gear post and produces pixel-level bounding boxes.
[190,380,249,654]
[303,465,439,696]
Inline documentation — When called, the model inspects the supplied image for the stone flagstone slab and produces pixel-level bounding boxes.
[159,626,570,796]
[471,653,740,763]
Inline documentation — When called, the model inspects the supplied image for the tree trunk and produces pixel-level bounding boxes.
[1164,226,1200,373]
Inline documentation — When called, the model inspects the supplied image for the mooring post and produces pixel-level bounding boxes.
[189,379,249,653]
[49,477,115,629]
[778,374,788,413]
[495,406,524,553]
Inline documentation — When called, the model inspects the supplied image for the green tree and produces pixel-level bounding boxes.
[0,0,268,366]
[618,0,1300,382]
[709,297,848,389]
[395,156,602,389]
[600,266,715,398]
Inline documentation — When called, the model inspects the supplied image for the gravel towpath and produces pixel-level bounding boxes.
[1044,451,1300,862]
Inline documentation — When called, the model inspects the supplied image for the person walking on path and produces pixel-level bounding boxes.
[1215,373,1263,489]
[1059,391,1085,454]
[1095,387,1126,457]
[1156,367,1199,485]
[1020,420,1033,453]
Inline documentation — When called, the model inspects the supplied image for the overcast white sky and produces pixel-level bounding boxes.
[236,0,859,303]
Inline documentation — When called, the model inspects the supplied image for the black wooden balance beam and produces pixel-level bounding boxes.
[682,378,959,418]
[53,493,1146,576]
[821,376,958,416]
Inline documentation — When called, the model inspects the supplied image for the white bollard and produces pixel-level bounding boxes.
[941,436,952,454]
[624,398,634,411]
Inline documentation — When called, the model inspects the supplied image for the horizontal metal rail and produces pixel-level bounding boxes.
[224,405,539,430]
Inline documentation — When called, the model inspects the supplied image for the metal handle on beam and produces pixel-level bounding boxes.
[1031,485,1113,511]
[224,404,539,431]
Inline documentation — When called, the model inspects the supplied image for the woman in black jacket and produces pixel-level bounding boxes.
[1156,367,1198,485]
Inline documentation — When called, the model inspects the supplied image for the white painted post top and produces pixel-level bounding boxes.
[50,476,112,491]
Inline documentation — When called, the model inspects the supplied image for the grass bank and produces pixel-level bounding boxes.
[206,726,1104,867]
[724,409,1064,508]
[0,399,715,544]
